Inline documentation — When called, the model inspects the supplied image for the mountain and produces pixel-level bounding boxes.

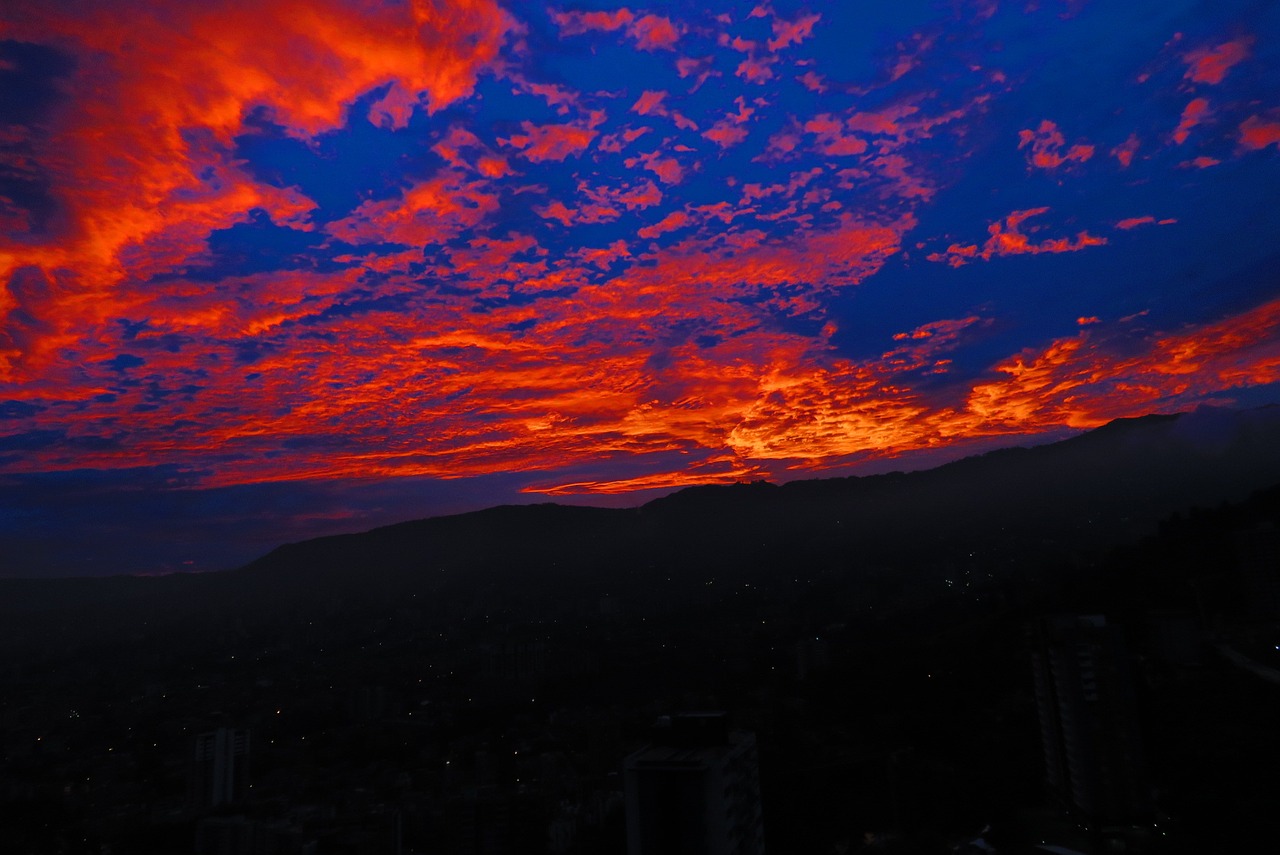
[233,403,1280,585]
[4,404,1280,642]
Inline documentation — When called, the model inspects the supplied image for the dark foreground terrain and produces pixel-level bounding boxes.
[3,406,1280,854]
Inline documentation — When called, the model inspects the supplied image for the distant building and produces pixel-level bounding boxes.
[623,712,765,855]
[192,727,251,808]
[1029,615,1151,829]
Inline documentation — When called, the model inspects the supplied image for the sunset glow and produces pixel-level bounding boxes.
[3,0,1279,574]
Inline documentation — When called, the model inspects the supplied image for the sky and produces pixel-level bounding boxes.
[2,0,1280,577]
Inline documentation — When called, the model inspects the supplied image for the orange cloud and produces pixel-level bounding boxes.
[928,208,1106,266]
[326,170,497,246]
[0,0,512,381]
[530,456,769,496]
[502,121,599,162]
[1018,120,1094,169]
[637,211,690,239]
[966,298,1280,430]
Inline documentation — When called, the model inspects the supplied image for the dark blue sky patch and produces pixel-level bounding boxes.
[0,399,44,419]
[102,353,146,372]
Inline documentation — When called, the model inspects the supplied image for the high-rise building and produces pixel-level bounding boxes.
[192,727,251,808]
[1030,615,1151,829]
[623,712,765,855]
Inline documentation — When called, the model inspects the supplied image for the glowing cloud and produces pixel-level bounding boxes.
[927,208,1106,266]
[1173,98,1211,145]
[1018,120,1094,169]
[2,0,1279,550]
[1184,38,1252,85]
[1240,115,1280,150]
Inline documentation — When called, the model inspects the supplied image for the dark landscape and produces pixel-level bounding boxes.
[6,2,1280,853]
[3,405,1280,854]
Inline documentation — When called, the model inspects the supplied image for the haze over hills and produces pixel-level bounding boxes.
[233,404,1280,586]
[5,403,1280,631]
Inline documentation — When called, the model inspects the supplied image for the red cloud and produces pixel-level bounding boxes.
[1115,216,1155,230]
[704,123,749,148]
[575,240,631,270]
[535,179,662,227]
[501,121,598,162]
[1184,38,1252,85]
[637,211,689,239]
[626,150,686,185]
[630,14,680,51]
[550,8,634,35]
[1173,98,1210,145]
[597,126,651,153]
[521,80,581,114]
[1240,115,1280,150]
[0,0,512,380]
[326,170,498,246]
[553,8,678,51]
[928,208,1106,266]
[798,71,827,92]
[1111,134,1140,168]
[631,90,668,117]
[802,114,868,156]
[1017,120,1094,169]
[767,13,821,51]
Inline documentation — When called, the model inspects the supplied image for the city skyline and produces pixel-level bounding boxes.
[3,0,1280,576]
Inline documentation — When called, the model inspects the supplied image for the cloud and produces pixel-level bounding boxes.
[1184,38,1252,85]
[0,0,513,382]
[325,170,498,246]
[928,208,1106,266]
[549,8,634,36]
[1239,115,1280,151]
[551,8,678,51]
[1173,98,1211,145]
[1111,134,1140,168]
[1018,120,1094,169]
[631,90,668,117]
[965,298,1280,430]
[5,0,1280,526]
[629,14,680,51]
[625,150,686,185]
[767,13,821,52]
[501,120,599,162]
[637,211,689,239]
